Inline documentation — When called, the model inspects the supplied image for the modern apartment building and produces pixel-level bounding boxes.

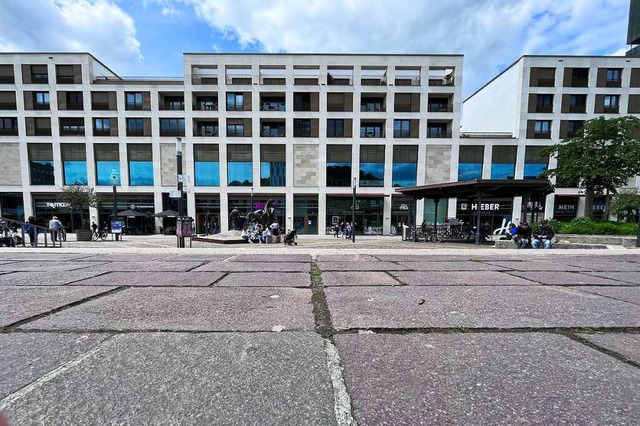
[462,55,640,221]
[0,52,463,234]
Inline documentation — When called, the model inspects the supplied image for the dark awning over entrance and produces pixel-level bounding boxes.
[394,179,553,245]
[394,179,553,200]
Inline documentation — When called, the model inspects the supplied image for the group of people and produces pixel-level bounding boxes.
[22,216,64,246]
[241,221,281,244]
[333,222,354,239]
[507,219,555,249]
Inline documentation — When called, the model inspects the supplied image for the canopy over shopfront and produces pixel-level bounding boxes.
[395,179,553,245]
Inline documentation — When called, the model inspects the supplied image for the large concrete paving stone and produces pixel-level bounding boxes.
[574,286,640,306]
[1,261,106,272]
[325,286,640,330]
[316,261,409,271]
[217,272,310,287]
[391,271,535,286]
[583,271,640,285]
[374,255,522,262]
[75,254,163,262]
[22,287,315,332]
[192,262,310,272]
[0,270,108,286]
[0,253,94,262]
[70,271,225,287]
[322,271,400,286]
[316,254,379,262]
[334,333,640,425]
[396,261,506,271]
[2,332,336,425]
[564,259,640,272]
[482,260,583,272]
[0,286,117,328]
[91,261,204,273]
[578,333,640,364]
[156,254,233,262]
[0,332,109,398]
[227,254,311,262]
[506,271,626,285]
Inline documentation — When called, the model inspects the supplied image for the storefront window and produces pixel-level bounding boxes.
[326,196,383,235]
[260,145,285,186]
[129,161,153,186]
[96,161,120,185]
[392,163,417,187]
[423,198,448,224]
[195,162,220,186]
[458,145,484,181]
[63,161,88,185]
[228,162,252,186]
[524,146,547,179]
[294,196,318,234]
[359,163,384,187]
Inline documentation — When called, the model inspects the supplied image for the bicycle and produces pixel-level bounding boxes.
[92,229,108,241]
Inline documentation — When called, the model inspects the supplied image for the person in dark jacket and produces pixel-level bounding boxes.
[532,219,555,249]
[515,222,532,249]
[25,216,37,247]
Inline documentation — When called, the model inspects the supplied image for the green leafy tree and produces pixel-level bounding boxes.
[57,186,101,229]
[610,189,640,222]
[539,116,640,218]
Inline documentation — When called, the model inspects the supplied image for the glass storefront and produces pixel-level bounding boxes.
[0,193,24,221]
[98,194,155,234]
[553,196,578,221]
[326,196,383,235]
[195,196,221,234]
[33,195,86,231]
[227,195,286,230]
[423,198,448,224]
[456,198,514,233]
[293,196,318,234]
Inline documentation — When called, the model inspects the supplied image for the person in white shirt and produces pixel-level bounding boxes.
[48,216,62,242]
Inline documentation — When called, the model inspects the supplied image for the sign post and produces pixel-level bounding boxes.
[111,168,120,241]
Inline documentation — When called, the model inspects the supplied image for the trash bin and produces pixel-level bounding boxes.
[176,217,193,238]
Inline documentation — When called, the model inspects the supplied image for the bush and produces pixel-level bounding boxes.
[552,217,638,235]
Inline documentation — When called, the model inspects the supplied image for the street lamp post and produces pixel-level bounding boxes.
[250,187,254,213]
[352,177,356,243]
[111,168,119,241]
[176,137,184,248]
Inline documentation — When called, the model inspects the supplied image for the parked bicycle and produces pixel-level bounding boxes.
[92,228,108,241]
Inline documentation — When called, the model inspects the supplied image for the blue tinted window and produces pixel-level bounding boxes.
[359,163,384,187]
[228,162,252,186]
[490,164,515,180]
[392,163,417,187]
[524,163,547,179]
[129,161,154,186]
[195,162,220,186]
[458,163,482,181]
[260,162,285,186]
[63,161,88,185]
[96,161,120,185]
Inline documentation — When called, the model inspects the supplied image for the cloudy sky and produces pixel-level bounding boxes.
[0,0,630,98]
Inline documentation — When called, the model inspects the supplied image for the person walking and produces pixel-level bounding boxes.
[25,216,37,246]
[48,216,62,242]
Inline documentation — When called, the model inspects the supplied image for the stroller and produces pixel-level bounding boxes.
[283,229,297,246]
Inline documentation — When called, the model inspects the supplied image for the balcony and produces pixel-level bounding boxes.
[533,131,551,139]
[0,128,18,136]
[56,75,75,84]
[606,79,622,88]
[192,76,218,85]
[427,129,452,138]
[428,103,453,113]
[60,126,85,136]
[603,106,620,114]
[31,74,49,84]
[569,78,588,88]
[66,102,84,111]
[195,127,219,137]
[261,125,285,138]
[194,99,218,111]
[534,105,553,113]
[261,101,285,112]
[535,78,555,87]
[93,128,111,137]
[0,102,16,110]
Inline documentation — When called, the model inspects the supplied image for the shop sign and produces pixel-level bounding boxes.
[399,203,409,211]
[459,203,502,211]
[45,202,70,209]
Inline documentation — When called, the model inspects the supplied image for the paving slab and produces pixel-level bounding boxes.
[192,262,310,272]
[156,254,233,262]
[564,260,640,272]
[22,287,315,332]
[227,254,311,262]
[0,253,94,262]
[74,254,164,262]
[396,261,506,271]
[2,332,336,426]
[91,261,204,273]
[578,333,640,364]
[0,270,107,286]
[373,255,522,262]
[582,271,640,285]
[217,272,310,287]
[334,333,640,425]
[322,271,400,286]
[574,286,640,306]
[1,261,105,273]
[316,261,408,271]
[482,260,584,272]
[70,271,225,287]
[0,286,117,328]
[316,254,379,262]
[506,271,626,286]
[391,271,536,286]
[0,332,109,398]
[325,286,640,330]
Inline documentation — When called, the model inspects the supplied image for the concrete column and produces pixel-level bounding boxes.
[22,191,33,219]
[220,192,229,231]
[285,191,294,233]
[383,194,392,235]
[154,191,163,232]
[545,193,555,220]
[482,144,492,179]
[318,193,327,235]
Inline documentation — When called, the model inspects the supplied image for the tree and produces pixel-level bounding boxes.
[57,186,101,230]
[539,116,640,218]
[610,189,640,222]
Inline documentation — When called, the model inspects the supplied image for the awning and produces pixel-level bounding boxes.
[394,179,553,200]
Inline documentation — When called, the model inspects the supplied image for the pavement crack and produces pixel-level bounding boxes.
[561,332,640,369]
[310,260,335,338]
[324,339,357,426]
[0,333,120,411]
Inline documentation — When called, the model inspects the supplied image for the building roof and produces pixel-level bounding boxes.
[394,179,553,200]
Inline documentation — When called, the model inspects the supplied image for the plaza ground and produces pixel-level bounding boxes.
[0,238,639,424]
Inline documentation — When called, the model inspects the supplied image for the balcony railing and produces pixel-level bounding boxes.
[294,78,318,85]
[33,103,50,110]
[195,102,218,111]
[360,129,385,138]
[0,128,18,136]
[65,102,84,111]
[127,129,144,137]
[261,77,286,85]
[56,75,76,84]
[59,126,85,136]
[192,76,218,85]
[31,74,49,84]
[534,105,553,113]
[360,103,385,112]
[261,128,285,137]
[195,128,219,137]
[568,105,586,113]
[0,102,16,110]
[91,102,111,111]
[428,103,454,113]
[93,129,111,137]
[533,131,551,139]
[0,76,15,84]
[427,129,452,138]
[33,128,52,136]
[361,77,386,86]
[606,79,622,88]
[395,77,420,86]
[533,78,555,87]
[603,106,620,113]
[160,102,184,111]
[261,102,286,112]
[428,77,454,86]
[569,78,588,87]
[125,104,144,111]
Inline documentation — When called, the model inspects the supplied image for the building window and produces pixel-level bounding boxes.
[66,92,83,110]
[360,122,384,138]
[126,118,145,137]
[128,144,153,186]
[34,92,50,109]
[227,123,245,137]
[260,145,286,187]
[226,93,244,111]
[567,120,584,138]
[0,117,18,136]
[93,118,111,136]
[393,120,410,138]
[326,145,352,187]
[227,144,252,186]
[536,94,553,113]
[606,68,622,86]
[60,118,85,136]
[490,146,516,180]
[159,118,185,137]
[327,119,345,137]
[568,94,587,113]
[524,146,547,179]
[195,122,218,137]
[458,146,483,181]
[194,144,220,186]
[294,119,311,137]
[427,123,450,138]
[359,145,385,187]
[125,92,144,110]
[28,144,54,185]
[195,96,218,111]
[94,144,120,185]
[604,95,620,108]
[260,122,285,137]
[61,144,87,185]
[534,120,551,138]
[392,146,417,187]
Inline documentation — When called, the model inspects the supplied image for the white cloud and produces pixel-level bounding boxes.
[0,0,142,75]
[183,0,629,97]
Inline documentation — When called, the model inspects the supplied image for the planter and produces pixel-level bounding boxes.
[76,229,92,241]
